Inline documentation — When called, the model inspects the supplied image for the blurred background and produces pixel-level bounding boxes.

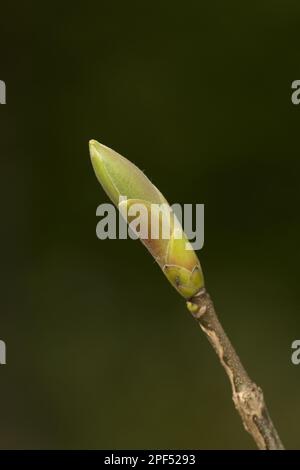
[1,0,300,449]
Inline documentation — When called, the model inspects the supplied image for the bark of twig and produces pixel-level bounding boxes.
[187,287,284,450]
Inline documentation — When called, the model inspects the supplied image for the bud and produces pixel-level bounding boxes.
[89,140,204,298]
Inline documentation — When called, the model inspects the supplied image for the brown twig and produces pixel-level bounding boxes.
[187,287,284,450]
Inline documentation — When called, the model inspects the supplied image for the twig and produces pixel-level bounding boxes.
[187,288,284,450]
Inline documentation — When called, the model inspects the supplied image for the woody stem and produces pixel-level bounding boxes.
[188,287,284,450]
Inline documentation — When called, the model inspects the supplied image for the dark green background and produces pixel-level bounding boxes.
[1,1,299,449]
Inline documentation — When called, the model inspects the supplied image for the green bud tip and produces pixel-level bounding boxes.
[89,139,204,299]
